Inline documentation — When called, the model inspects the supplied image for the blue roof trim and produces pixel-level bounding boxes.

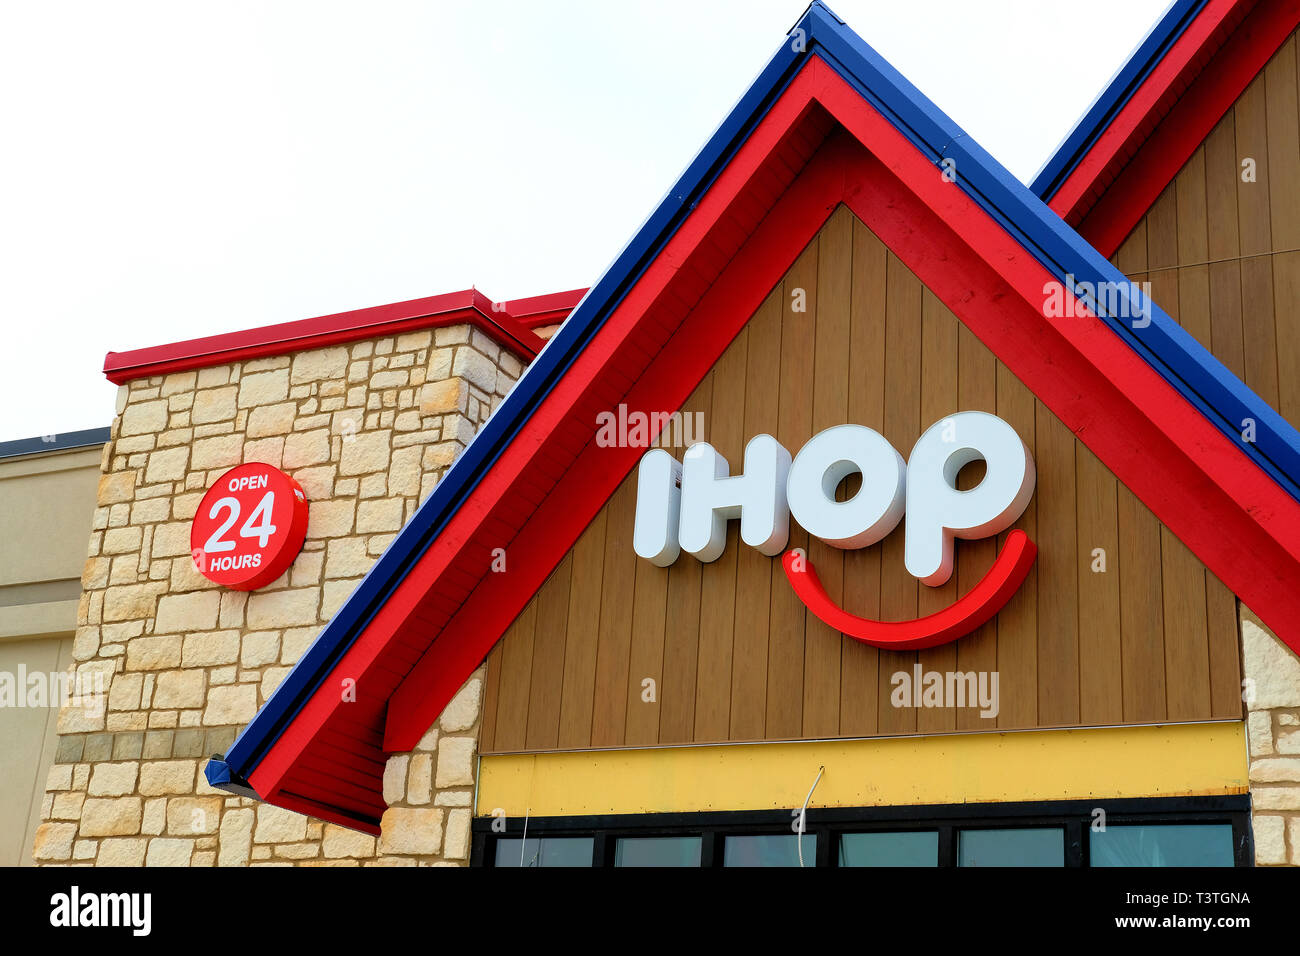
[809,2,1300,498]
[1030,0,1209,202]
[209,1,1300,801]
[203,758,258,799]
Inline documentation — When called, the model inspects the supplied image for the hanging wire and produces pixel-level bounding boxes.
[519,806,530,867]
[797,765,825,868]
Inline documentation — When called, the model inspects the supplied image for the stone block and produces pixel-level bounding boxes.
[322,824,377,859]
[97,837,147,866]
[166,797,223,835]
[32,823,78,861]
[88,761,139,797]
[218,808,254,866]
[192,386,238,424]
[155,591,221,633]
[80,797,144,837]
[203,684,259,726]
[1244,619,1300,708]
[121,400,170,436]
[146,446,190,483]
[246,589,320,628]
[339,431,391,476]
[138,760,197,796]
[377,807,443,856]
[439,677,481,733]
[435,736,476,788]
[291,348,349,384]
[254,804,307,843]
[152,670,206,709]
[238,369,290,408]
[145,838,194,867]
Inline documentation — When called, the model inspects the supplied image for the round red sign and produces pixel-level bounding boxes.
[190,462,310,591]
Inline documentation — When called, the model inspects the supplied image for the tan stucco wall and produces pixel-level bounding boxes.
[0,442,103,865]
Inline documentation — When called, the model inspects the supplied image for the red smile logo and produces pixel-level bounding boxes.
[781,530,1037,651]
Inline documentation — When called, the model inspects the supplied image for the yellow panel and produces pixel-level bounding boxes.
[476,722,1247,817]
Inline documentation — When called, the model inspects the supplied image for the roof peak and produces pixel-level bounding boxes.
[206,5,1300,828]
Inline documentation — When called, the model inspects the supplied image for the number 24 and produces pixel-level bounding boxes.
[204,492,278,553]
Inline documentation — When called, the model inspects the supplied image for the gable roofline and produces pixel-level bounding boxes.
[811,2,1300,498]
[204,8,822,814]
[1030,0,1213,204]
[205,2,1300,827]
[1031,0,1300,253]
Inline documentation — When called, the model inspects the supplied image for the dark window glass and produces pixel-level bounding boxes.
[614,836,702,867]
[958,828,1064,867]
[838,831,938,867]
[495,836,593,867]
[723,833,816,867]
[1089,824,1234,867]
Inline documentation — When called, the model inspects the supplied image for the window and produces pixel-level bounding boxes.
[471,796,1251,867]
[839,830,938,867]
[1089,824,1234,867]
[494,836,593,867]
[958,828,1064,867]
[614,836,702,867]
[723,834,815,867]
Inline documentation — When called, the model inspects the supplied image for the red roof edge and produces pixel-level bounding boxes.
[501,287,588,329]
[101,287,571,385]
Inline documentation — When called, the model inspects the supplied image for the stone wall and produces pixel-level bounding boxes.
[1242,607,1300,866]
[31,325,522,866]
[375,666,486,865]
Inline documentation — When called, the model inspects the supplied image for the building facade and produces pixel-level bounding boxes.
[0,430,107,866]
[23,0,1300,867]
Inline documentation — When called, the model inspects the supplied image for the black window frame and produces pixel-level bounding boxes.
[470,794,1253,867]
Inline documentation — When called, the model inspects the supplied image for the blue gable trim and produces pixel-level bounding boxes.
[1030,0,1210,202]
[212,7,813,793]
[809,2,1300,497]
[209,1,1300,798]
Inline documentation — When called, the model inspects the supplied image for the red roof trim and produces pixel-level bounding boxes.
[502,288,588,329]
[220,20,1300,824]
[1051,0,1300,255]
[247,63,838,800]
[1046,0,1244,225]
[101,287,560,384]
[375,59,1300,751]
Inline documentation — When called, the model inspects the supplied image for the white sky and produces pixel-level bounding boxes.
[0,0,1170,443]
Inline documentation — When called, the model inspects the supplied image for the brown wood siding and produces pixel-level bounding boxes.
[479,204,1242,753]
[1099,29,1300,728]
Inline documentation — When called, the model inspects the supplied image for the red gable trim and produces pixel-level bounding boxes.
[225,53,1300,811]
[102,288,554,384]
[377,59,1300,751]
[245,60,842,806]
[1052,0,1300,255]
[223,32,1300,823]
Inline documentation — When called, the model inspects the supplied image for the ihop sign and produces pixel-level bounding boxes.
[633,411,1038,650]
